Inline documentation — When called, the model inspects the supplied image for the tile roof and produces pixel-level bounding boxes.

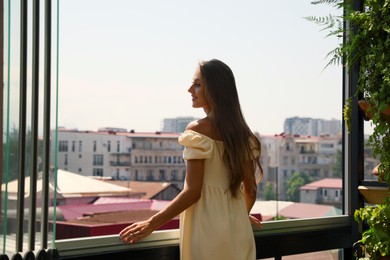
[58,199,171,220]
[279,202,341,219]
[103,180,180,199]
[250,200,294,217]
[67,209,161,225]
[250,200,341,220]
[299,178,342,190]
[1,169,140,199]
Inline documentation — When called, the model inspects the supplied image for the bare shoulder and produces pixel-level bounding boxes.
[185,120,201,131]
[186,118,219,140]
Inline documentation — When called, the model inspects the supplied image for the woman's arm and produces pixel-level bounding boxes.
[242,161,262,228]
[119,159,205,244]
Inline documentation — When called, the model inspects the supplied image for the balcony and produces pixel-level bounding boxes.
[109,161,131,167]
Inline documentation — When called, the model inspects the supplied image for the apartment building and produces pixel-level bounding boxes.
[283,117,342,136]
[162,116,198,133]
[260,133,342,200]
[51,127,186,188]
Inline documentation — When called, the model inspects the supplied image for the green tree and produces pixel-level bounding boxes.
[263,182,276,200]
[286,172,313,202]
[2,127,41,182]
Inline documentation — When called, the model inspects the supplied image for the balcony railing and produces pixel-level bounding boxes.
[109,161,131,166]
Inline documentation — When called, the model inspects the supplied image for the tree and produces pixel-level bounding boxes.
[286,172,313,202]
[263,182,276,200]
[2,126,42,182]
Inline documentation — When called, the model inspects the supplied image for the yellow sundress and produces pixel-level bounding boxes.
[178,130,256,260]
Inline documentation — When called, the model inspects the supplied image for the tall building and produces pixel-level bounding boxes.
[260,133,342,200]
[51,127,186,188]
[162,117,198,133]
[283,117,341,137]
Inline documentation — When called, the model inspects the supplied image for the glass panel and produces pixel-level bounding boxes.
[54,0,343,241]
[363,121,379,181]
[1,0,59,255]
[2,0,23,254]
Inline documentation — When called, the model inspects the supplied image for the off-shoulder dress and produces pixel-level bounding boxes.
[178,130,256,260]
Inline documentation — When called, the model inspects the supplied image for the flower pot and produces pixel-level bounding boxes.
[358,100,390,123]
[358,185,389,204]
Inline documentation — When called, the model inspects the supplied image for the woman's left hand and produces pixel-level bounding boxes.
[119,220,155,244]
[249,214,262,229]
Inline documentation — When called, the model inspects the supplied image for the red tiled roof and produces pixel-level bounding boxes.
[279,203,339,219]
[103,180,180,199]
[299,178,342,190]
[58,199,170,220]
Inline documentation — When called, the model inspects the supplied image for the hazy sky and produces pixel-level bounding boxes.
[5,1,346,135]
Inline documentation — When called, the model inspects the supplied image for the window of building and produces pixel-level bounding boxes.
[59,140,68,152]
[159,170,166,180]
[93,154,104,166]
[93,168,104,176]
[171,170,178,181]
[147,170,154,181]
[93,140,97,152]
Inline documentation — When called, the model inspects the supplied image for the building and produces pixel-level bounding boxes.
[52,128,186,188]
[162,117,198,133]
[1,169,138,210]
[299,178,343,208]
[260,133,342,200]
[283,117,342,136]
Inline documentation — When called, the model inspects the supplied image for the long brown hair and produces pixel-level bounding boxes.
[199,59,263,198]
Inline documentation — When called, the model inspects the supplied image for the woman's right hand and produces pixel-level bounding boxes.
[119,219,155,244]
[249,214,262,229]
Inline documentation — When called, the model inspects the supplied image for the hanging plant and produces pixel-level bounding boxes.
[306,0,390,258]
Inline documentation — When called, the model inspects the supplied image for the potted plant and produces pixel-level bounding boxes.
[306,0,390,258]
[354,204,390,260]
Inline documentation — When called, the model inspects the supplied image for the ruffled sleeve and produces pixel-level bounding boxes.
[178,130,213,160]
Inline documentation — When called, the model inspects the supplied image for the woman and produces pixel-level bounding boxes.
[119,59,263,260]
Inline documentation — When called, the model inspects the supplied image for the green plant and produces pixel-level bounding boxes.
[307,0,390,181]
[307,0,390,258]
[354,204,390,259]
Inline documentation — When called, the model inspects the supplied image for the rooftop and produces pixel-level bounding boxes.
[299,178,342,190]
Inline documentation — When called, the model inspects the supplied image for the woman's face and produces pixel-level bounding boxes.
[188,67,210,110]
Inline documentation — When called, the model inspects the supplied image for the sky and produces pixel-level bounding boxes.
[5,0,350,136]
